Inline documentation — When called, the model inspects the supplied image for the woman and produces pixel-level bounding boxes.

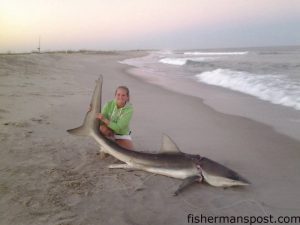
[96,86,134,150]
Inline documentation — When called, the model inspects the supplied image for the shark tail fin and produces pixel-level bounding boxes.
[67,75,102,137]
[67,125,90,136]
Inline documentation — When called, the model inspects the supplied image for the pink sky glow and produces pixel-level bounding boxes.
[0,0,299,52]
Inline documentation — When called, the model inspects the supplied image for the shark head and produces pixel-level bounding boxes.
[184,153,250,187]
[198,156,250,187]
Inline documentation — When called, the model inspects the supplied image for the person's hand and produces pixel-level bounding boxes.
[97,113,105,120]
[97,113,109,125]
[88,104,92,112]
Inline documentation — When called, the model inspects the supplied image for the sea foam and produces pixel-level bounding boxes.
[195,69,300,110]
[159,57,217,66]
[184,51,248,55]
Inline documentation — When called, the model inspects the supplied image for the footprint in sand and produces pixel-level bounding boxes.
[2,120,33,138]
[23,129,34,138]
[0,109,9,114]
[3,121,30,127]
[30,118,43,123]
[30,115,49,124]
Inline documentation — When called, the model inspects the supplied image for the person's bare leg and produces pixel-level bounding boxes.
[115,139,134,150]
[99,125,114,138]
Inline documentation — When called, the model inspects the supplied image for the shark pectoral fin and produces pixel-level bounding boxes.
[173,175,202,196]
[108,164,134,169]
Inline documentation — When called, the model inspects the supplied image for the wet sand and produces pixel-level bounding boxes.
[0,52,299,225]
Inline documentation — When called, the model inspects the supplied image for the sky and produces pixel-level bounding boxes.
[1,0,300,52]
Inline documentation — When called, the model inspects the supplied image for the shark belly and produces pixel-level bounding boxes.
[139,165,199,179]
[202,170,249,187]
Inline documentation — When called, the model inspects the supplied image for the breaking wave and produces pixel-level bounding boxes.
[184,51,248,56]
[195,69,300,110]
[159,57,217,66]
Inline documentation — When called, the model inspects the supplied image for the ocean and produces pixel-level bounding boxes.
[121,46,300,141]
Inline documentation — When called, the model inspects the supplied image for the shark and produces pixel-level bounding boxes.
[67,75,250,195]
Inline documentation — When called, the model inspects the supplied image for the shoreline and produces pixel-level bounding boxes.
[1,52,300,225]
[125,65,300,142]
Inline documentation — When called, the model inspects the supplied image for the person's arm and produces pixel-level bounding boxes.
[108,109,133,134]
[98,115,110,126]
[101,102,110,119]
[97,102,110,125]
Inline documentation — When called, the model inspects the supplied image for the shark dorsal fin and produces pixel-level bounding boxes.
[160,134,182,154]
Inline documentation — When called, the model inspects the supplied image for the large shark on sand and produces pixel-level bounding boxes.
[67,76,250,195]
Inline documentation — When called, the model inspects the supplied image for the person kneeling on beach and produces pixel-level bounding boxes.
[96,86,134,153]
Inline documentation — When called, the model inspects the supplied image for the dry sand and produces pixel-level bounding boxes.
[0,52,300,225]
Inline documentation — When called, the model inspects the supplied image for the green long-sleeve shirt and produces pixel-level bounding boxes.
[101,100,133,135]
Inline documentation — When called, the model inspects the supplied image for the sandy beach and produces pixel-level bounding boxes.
[0,52,300,225]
